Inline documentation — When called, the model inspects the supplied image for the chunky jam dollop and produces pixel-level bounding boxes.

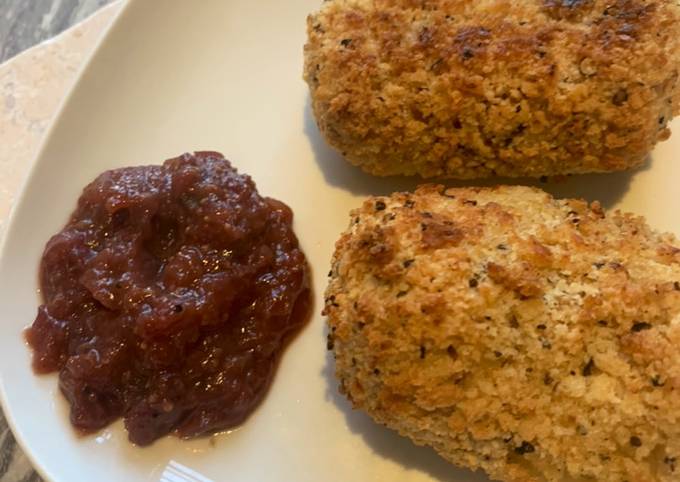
[26,152,310,445]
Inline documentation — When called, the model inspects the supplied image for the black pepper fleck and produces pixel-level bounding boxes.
[664,456,677,472]
[651,375,665,387]
[447,345,458,359]
[403,259,415,268]
[420,346,426,359]
[612,89,629,106]
[582,358,595,377]
[630,436,642,447]
[515,441,535,455]
[631,322,652,332]
[340,38,352,47]
[375,200,386,211]
[536,324,547,330]
[469,278,479,288]
[430,58,444,71]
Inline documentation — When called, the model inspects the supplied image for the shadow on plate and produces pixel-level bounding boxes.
[303,99,421,197]
[304,97,650,208]
[322,354,491,482]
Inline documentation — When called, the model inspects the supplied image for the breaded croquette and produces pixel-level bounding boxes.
[304,1,680,178]
[325,185,680,481]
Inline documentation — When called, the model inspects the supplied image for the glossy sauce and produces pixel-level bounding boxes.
[26,152,310,446]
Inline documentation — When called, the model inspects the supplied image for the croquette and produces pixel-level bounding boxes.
[324,185,680,482]
[304,0,680,179]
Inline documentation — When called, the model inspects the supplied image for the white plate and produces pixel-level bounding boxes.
[0,1,678,481]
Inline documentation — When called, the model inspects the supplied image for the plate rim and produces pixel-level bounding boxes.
[0,2,133,480]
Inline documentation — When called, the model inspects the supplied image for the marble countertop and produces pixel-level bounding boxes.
[0,2,121,479]
[0,0,115,62]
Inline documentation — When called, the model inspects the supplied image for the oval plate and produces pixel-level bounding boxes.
[0,1,677,481]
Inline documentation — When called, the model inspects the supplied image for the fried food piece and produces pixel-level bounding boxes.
[324,185,680,481]
[304,0,680,179]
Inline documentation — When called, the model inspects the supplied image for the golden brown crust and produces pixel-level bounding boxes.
[304,0,680,179]
[325,185,680,481]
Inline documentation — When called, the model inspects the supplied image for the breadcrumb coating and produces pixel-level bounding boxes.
[325,185,680,481]
[304,0,680,178]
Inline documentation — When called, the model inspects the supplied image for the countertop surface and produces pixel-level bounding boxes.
[0,0,114,63]
[0,2,119,480]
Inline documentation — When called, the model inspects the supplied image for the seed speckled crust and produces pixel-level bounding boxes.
[304,0,680,179]
[325,185,680,481]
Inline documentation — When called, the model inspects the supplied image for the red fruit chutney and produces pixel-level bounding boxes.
[26,152,310,446]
